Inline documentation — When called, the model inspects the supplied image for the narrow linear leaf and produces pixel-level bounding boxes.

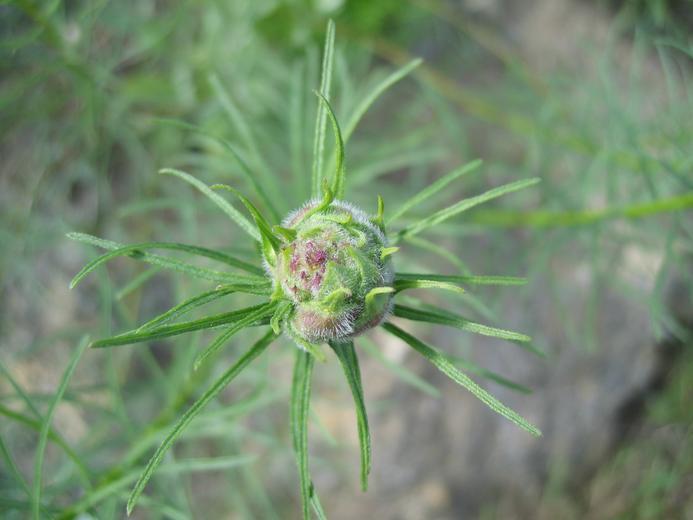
[32,336,90,520]
[159,168,259,241]
[393,304,531,343]
[91,304,271,349]
[382,323,541,437]
[69,240,264,289]
[290,350,316,520]
[449,356,533,394]
[67,232,262,284]
[343,58,422,143]
[126,330,277,516]
[329,341,371,491]
[360,337,440,397]
[387,159,483,224]
[471,191,693,228]
[310,483,327,520]
[137,284,269,332]
[311,19,336,197]
[153,117,280,222]
[314,90,346,199]
[211,184,281,263]
[394,279,465,295]
[395,272,527,286]
[395,177,541,240]
[116,267,161,300]
[203,80,282,221]
[193,302,277,370]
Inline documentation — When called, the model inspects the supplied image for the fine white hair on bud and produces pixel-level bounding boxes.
[273,199,394,344]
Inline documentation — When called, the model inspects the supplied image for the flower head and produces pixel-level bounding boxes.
[274,200,394,344]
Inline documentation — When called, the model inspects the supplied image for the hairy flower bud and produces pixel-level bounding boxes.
[273,199,394,344]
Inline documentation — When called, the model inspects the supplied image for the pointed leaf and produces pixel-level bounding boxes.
[91,304,272,349]
[314,90,346,199]
[395,177,541,240]
[392,304,531,343]
[394,279,465,295]
[382,323,540,437]
[343,58,422,143]
[311,19,336,197]
[137,284,270,332]
[329,341,371,491]
[211,183,281,264]
[153,117,279,222]
[206,78,281,221]
[395,272,527,286]
[360,337,440,397]
[126,330,276,515]
[69,240,264,289]
[67,232,261,284]
[159,168,259,241]
[193,302,278,370]
[387,159,482,224]
[290,350,316,520]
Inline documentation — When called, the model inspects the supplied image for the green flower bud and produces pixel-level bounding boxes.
[273,199,394,345]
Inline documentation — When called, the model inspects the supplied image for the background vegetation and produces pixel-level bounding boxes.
[1,0,691,518]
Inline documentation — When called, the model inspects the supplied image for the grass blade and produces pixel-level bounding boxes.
[91,304,271,349]
[32,336,90,520]
[193,302,277,370]
[382,323,541,437]
[159,168,259,241]
[393,304,531,343]
[68,239,265,289]
[290,349,316,520]
[343,58,422,143]
[0,430,30,497]
[329,341,371,491]
[311,19,336,197]
[314,91,346,199]
[387,159,482,224]
[116,267,161,300]
[67,232,262,285]
[137,284,270,332]
[126,329,277,516]
[395,177,541,240]
[395,272,527,286]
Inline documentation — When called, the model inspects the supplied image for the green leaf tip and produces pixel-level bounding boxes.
[382,323,541,437]
[211,183,281,265]
[159,168,260,241]
[380,246,399,260]
[313,89,346,199]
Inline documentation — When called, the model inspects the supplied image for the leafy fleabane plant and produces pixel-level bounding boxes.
[68,20,541,519]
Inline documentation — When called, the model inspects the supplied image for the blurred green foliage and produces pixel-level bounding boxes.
[1,0,691,518]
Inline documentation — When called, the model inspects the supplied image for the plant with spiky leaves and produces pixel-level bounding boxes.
[68,20,541,519]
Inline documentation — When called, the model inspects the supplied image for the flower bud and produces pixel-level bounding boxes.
[274,199,394,344]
